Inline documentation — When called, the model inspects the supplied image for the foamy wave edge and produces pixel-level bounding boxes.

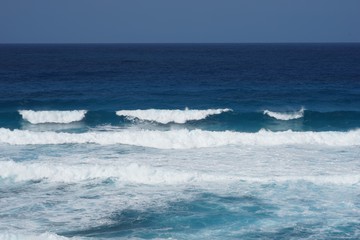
[18,110,87,124]
[116,108,232,124]
[0,231,76,240]
[263,107,305,120]
[0,128,359,149]
[1,161,359,185]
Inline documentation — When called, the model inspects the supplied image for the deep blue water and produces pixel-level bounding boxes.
[1,44,360,111]
[0,44,359,239]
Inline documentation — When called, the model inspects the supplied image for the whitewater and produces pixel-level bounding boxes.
[2,160,360,185]
[1,43,360,239]
[263,107,305,120]
[19,110,87,124]
[2,107,360,239]
[0,127,360,148]
[116,108,232,124]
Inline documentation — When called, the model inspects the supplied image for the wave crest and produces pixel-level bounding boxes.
[263,107,304,120]
[0,231,73,240]
[1,161,359,185]
[19,110,87,124]
[0,128,359,149]
[116,108,232,124]
[0,161,204,184]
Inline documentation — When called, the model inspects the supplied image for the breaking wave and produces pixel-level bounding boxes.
[1,161,359,185]
[116,108,232,124]
[18,110,87,124]
[0,231,74,240]
[0,161,212,184]
[0,128,359,149]
[263,107,305,120]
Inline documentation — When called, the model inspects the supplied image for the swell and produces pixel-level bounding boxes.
[0,128,359,149]
[0,110,359,132]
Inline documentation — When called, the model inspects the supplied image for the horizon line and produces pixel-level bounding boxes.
[1,41,360,45]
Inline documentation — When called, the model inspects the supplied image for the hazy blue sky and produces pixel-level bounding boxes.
[1,0,359,43]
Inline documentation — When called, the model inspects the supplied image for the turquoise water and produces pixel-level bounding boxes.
[0,44,360,239]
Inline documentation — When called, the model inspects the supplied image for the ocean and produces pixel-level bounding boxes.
[0,43,359,239]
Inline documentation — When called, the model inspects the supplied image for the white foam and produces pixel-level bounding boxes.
[263,107,305,120]
[0,161,214,184]
[116,108,232,124]
[0,232,73,240]
[18,110,87,124]
[241,175,360,185]
[1,161,359,185]
[0,128,359,149]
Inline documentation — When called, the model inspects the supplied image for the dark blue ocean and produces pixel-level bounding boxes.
[0,44,360,239]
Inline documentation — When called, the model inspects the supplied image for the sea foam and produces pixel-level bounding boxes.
[1,161,359,185]
[0,231,73,240]
[116,108,232,124]
[18,110,87,124]
[0,128,359,149]
[263,107,304,120]
[0,161,210,184]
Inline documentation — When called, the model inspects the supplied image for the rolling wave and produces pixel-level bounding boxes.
[116,108,232,124]
[1,161,359,185]
[0,109,357,132]
[263,107,305,120]
[0,128,359,149]
[0,231,74,240]
[0,161,211,184]
[19,110,87,124]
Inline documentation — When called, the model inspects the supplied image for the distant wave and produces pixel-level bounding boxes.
[18,110,87,124]
[1,161,359,185]
[263,107,305,120]
[116,108,232,124]
[0,128,359,149]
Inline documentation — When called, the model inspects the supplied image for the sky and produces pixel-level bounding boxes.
[0,0,359,43]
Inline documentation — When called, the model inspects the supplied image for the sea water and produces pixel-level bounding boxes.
[0,44,359,239]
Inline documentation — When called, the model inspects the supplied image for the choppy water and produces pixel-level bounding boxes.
[0,44,360,239]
